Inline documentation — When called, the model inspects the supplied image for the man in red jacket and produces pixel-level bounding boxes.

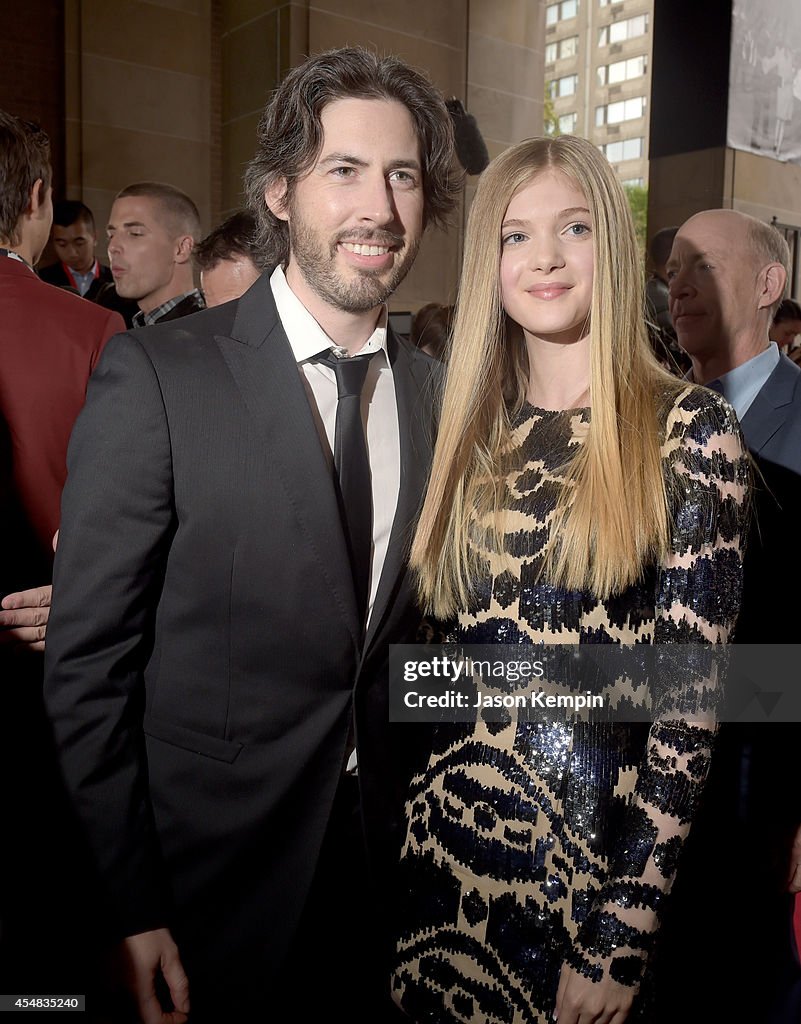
[0,112,124,587]
[0,109,124,996]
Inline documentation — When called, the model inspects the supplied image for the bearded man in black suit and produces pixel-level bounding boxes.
[43,47,457,1024]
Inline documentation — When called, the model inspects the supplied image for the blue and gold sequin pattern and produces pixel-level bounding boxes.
[392,388,749,1023]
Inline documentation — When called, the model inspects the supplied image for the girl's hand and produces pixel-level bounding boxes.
[554,962,636,1024]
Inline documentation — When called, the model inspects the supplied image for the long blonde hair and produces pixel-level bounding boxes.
[412,135,683,618]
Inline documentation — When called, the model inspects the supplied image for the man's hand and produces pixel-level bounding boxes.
[555,962,635,1024]
[117,929,190,1024]
[0,585,52,651]
[787,824,801,893]
[0,531,58,652]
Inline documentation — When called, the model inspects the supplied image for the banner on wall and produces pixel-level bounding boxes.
[728,0,801,164]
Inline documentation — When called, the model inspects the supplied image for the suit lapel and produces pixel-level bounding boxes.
[740,356,799,454]
[215,275,361,647]
[365,332,436,653]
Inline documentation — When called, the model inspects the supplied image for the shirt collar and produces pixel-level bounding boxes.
[689,343,780,420]
[69,261,99,295]
[132,288,204,328]
[269,264,388,363]
[70,260,98,281]
[0,248,34,272]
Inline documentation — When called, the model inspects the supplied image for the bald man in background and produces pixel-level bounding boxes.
[655,209,801,1024]
[668,209,801,471]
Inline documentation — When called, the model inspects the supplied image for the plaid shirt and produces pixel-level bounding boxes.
[132,289,205,327]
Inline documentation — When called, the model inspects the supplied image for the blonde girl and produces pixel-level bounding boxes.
[392,136,748,1024]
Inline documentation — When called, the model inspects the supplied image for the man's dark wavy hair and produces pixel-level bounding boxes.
[243,47,459,266]
[0,110,51,246]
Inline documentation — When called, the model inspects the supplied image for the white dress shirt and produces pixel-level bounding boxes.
[269,265,401,631]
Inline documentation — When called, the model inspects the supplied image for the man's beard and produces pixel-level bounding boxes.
[287,207,420,314]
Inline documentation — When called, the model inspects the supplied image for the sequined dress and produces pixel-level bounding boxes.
[391,388,749,1024]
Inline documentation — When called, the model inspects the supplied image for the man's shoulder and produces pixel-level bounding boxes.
[759,352,801,410]
[133,276,276,352]
[5,270,119,329]
[745,355,801,472]
[388,325,443,399]
[389,325,442,373]
[46,277,122,328]
[37,261,68,286]
[128,296,241,355]
[776,351,801,385]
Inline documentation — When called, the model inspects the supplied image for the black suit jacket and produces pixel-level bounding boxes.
[43,274,438,998]
[38,260,113,301]
[737,354,801,642]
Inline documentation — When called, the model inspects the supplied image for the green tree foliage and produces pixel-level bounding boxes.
[624,184,648,257]
[543,93,560,136]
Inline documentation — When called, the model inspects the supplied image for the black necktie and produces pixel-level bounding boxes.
[313,349,377,626]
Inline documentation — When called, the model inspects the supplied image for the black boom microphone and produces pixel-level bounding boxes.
[446,98,490,175]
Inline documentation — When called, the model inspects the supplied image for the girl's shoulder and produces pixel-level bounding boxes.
[659,381,743,449]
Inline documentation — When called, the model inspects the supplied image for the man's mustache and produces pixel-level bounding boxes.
[334,229,404,248]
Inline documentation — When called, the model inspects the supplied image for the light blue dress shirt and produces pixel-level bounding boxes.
[698,343,780,420]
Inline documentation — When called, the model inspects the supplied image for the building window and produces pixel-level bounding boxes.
[596,95,646,126]
[559,35,579,58]
[597,55,647,86]
[602,137,644,162]
[598,14,649,46]
[546,0,578,26]
[559,112,578,133]
[599,0,624,5]
[621,177,644,187]
[548,74,579,98]
[546,35,578,63]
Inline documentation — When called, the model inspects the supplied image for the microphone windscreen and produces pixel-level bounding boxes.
[446,98,490,175]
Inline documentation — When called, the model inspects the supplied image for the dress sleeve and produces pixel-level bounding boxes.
[569,388,750,987]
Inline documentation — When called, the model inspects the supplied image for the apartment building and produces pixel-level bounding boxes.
[545,0,653,186]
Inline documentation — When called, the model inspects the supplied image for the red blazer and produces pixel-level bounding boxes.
[0,257,124,583]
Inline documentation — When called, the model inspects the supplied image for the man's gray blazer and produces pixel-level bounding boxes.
[740,352,801,475]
